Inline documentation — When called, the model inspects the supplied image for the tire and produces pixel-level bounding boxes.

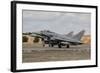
[58,44,61,48]
[51,44,54,47]
[66,44,70,48]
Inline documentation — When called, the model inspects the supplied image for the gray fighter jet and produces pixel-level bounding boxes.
[30,30,85,48]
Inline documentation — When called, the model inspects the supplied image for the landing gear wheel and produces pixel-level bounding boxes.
[43,44,45,47]
[51,44,54,47]
[66,44,70,48]
[58,44,62,48]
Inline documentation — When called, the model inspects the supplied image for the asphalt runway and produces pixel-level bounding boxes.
[22,45,91,63]
[23,45,90,52]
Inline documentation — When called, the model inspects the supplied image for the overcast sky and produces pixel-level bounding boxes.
[23,10,91,35]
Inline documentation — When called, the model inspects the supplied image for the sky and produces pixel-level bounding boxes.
[22,10,91,35]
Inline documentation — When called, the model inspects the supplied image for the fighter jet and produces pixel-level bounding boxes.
[29,30,85,48]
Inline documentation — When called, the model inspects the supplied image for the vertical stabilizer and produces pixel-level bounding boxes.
[72,30,85,41]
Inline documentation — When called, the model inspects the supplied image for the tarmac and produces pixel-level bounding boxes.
[23,45,90,52]
[22,44,91,63]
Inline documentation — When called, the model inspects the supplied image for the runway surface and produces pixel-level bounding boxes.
[23,45,90,52]
[22,45,91,63]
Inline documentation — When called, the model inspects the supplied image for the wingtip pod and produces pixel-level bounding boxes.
[72,30,85,41]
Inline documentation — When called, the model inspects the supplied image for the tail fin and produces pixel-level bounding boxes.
[65,31,73,37]
[72,30,85,41]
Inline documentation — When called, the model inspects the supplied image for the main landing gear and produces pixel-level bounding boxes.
[58,43,70,48]
[58,43,62,48]
[66,44,70,48]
